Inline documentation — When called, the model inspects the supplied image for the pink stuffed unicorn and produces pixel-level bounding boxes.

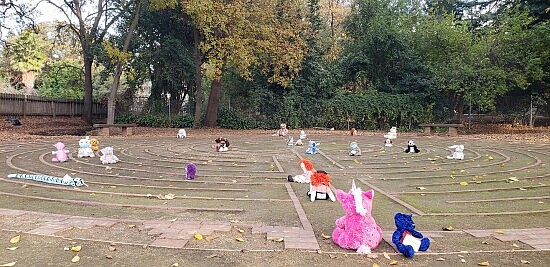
[52,142,69,162]
[332,180,383,254]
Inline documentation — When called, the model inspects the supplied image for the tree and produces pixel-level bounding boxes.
[5,29,47,95]
[41,0,137,123]
[185,0,308,127]
[36,60,83,99]
[104,0,144,125]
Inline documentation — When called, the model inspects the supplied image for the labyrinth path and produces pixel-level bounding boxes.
[0,132,548,254]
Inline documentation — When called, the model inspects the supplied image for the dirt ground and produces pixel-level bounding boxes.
[0,116,549,267]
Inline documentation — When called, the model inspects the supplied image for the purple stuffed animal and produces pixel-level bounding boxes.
[332,181,382,254]
[186,163,197,180]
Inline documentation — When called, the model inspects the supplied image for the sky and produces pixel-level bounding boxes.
[1,0,70,40]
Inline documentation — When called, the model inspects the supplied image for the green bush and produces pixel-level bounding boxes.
[115,113,194,128]
[217,107,267,129]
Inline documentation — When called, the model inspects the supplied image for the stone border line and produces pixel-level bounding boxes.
[358,178,425,215]
[251,183,320,250]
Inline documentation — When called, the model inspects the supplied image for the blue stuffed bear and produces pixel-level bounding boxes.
[392,213,430,258]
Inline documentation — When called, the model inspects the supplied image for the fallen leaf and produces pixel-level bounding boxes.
[390,260,399,265]
[106,255,113,259]
[194,233,203,240]
[383,252,391,260]
[0,262,16,267]
[64,247,70,251]
[71,246,81,252]
[171,263,179,267]
[461,259,466,263]
[460,182,469,186]
[329,254,337,259]
[512,243,519,248]
[71,255,80,263]
[164,193,175,200]
[5,247,18,251]
[460,170,465,173]
[237,228,245,233]
[321,233,331,239]
[520,260,530,264]
[273,237,284,242]
[495,230,504,234]
[169,218,177,222]
[519,188,527,191]
[128,225,135,228]
[416,187,426,190]
[436,258,445,261]
[236,237,245,242]
[442,226,454,231]
[205,254,219,259]
[373,264,380,267]
[205,236,216,242]
[478,261,490,266]
[9,235,20,244]
[109,246,116,251]
[481,241,488,244]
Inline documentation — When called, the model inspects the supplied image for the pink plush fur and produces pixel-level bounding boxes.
[332,182,382,253]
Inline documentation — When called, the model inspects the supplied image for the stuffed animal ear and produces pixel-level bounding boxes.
[363,189,374,200]
[335,189,347,202]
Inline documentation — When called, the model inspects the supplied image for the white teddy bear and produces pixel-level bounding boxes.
[177,129,187,138]
[100,146,119,164]
[77,136,95,158]
[384,127,397,139]
[447,145,464,160]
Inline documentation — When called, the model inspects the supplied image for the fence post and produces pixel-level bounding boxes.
[23,95,27,118]
[51,100,56,118]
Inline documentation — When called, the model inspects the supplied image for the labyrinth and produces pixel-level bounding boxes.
[0,131,549,257]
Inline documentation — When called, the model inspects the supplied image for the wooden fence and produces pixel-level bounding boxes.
[0,93,107,117]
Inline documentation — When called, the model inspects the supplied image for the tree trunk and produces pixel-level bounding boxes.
[20,71,37,95]
[193,26,203,128]
[205,76,222,127]
[82,56,94,124]
[107,0,144,125]
[107,63,123,124]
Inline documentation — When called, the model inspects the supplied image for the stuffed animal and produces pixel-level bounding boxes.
[273,123,289,137]
[186,163,197,180]
[52,142,69,162]
[8,173,86,187]
[90,138,100,152]
[308,171,336,202]
[287,136,294,146]
[100,146,119,164]
[177,129,187,138]
[332,180,382,253]
[215,137,229,152]
[5,117,22,126]
[77,136,95,158]
[288,159,315,183]
[350,128,358,136]
[405,140,420,153]
[447,145,464,160]
[384,127,397,139]
[349,142,362,156]
[299,130,307,140]
[295,139,303,146]
[305,140,320,154]
[384,138,393,147]
[392,213,430,258]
